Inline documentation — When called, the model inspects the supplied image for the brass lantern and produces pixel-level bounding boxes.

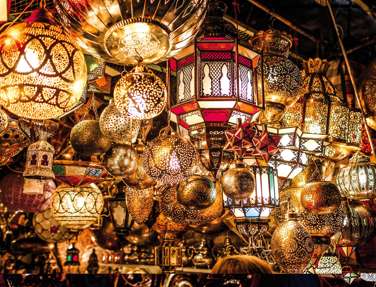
[143,127,197,185]
[24,139,55,179]
[250,29,302,123]
[99,101,141,145]
[271,212,314,273]
[55,0,208,65]
[336,152,376,200]
[360,59,376,130]
[283,58,362,158]
[51,184,104,231]
[0,8,87,120]
[315,252,342,275]
[113,65,167,120]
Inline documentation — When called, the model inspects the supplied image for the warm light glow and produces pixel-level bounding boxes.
[0,0,7,22]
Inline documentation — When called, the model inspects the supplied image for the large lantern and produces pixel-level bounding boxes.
[250,29,302,123]
[282,58,362,159]
[169,5,263,173]
[55,0,208,65]
[0,9,87,120]
[336,152,376,200]
[51,184,104,231]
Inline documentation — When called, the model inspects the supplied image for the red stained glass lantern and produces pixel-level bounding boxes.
[169,5,263,173]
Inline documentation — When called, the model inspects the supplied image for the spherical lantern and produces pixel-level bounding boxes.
[271,213,314,273]
[176,175,216,209]
[250,29,302,123]
[55,0,208,65]
[301,203,345,238]
[301,181,341,214]
[0,9,87,120]
[51,184,104,230]
[0,173,54,213]
[337,153,376,200]
[33,208,70,242]
[143,128,197,185]
[70,120,112,157]
[99,101,141,145]
[114,65,167,120]
[221,161,255,200]
[105,145,138,177]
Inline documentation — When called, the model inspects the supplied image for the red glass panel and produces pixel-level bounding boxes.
[200,51,232,61]
[236,102,260,115]
[202,109,231,122]
[177,54,195,69]
[169,58,177,72]
[178,119,190,130]
[238,55,252,67]
[170,102,199,115]
[197,42,234,51]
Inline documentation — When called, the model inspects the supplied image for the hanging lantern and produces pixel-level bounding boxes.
[105,145,138,177]
[250,29,302,123]
[55,0,208,65]
[143,127,197,185]
[282,58,362,159]
[70,120,112,157]
[267,126,309,179]
[107,188,131,234]
[360,59,376,130]
[51,184,104,231]
[300,181,341,214]
[0,8,87,120]
[65,243,80,266]
[315,252,342,275]
[0,173,54,213]
[271,212,314,273]
[176,175,217,210]
[126,186,154,224]
[99,101,141,145]
[155,240,184,270]
[221,160,255,201]
[337,153,376,200]
[169,3,263,173]
[114,65,167,120]
[223,161,279,221]
[23,139,55,179]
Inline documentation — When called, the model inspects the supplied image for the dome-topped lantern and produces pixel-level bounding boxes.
[24,138,55,180]
[169,2,264,173]
[55,0,208,65]
[250,29,302,123]
[283,58,362,159]
[0,8,87,120]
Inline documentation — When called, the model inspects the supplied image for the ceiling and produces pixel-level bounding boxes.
[7,0,376,66]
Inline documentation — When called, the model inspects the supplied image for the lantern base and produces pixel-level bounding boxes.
[104,19,170,65]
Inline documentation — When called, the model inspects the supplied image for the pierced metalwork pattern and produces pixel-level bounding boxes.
[143,131,197,185]
[99,102,141,145]
[126,186,154,224]
[239,64,254,103]
[329,104,348,141]
[0,21,87,120]
[114,66,167,120]
[271,218,314,273]
[55,0,208,64]
[303,100,328,134]
[177,63,195,103]
[315,255,342,274]
[51,184,104,230]
[0,108,8,133]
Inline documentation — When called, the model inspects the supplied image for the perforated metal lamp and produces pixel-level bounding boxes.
[169,2,264,173]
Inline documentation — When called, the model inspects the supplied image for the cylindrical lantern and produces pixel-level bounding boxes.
[283,58,362,158]
[250,29,302,123]
[337,152,376,200]
[0,8,87,120]
[23,139,55,179]
[55,0,208,65]
[51,184,104,230]
[223,162,279,221]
